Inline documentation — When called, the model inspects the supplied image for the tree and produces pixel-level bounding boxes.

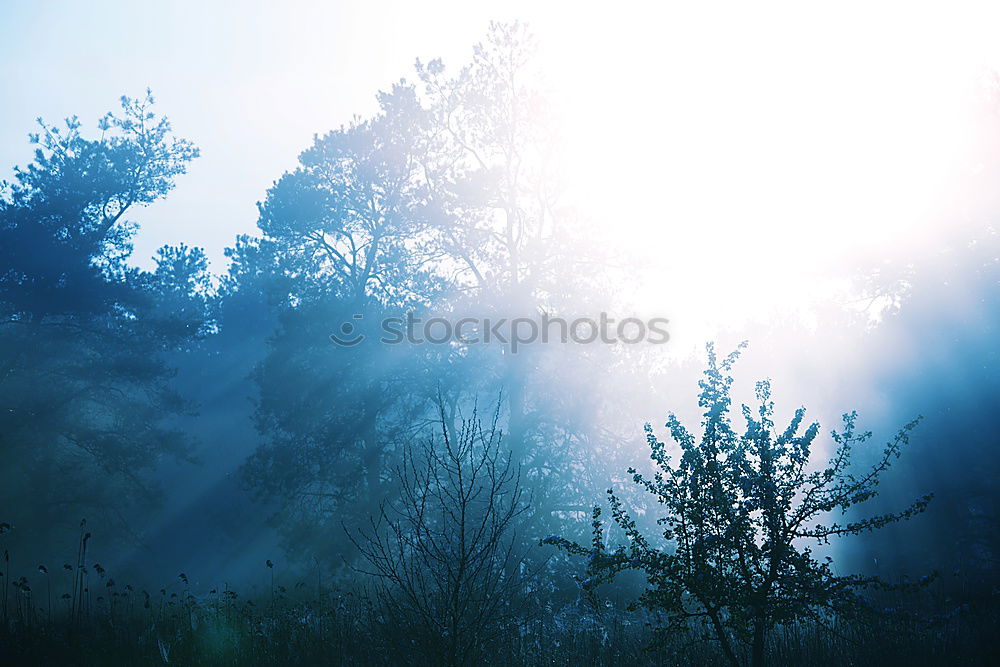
[349,409,531,666]
[0,92,202,549]
[239,84,446,561]
[241,23,628,571]
[544,343,932,667]
[416,21,601,462]
[414,21,627,561]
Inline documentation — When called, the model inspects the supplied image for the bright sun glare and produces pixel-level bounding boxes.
[527,3,998,346]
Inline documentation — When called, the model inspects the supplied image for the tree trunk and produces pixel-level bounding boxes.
[708,611,742,667]
[751,621,767,667]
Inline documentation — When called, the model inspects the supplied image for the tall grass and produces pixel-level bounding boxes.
[0,524,994,666]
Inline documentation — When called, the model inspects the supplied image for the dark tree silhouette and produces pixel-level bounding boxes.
[349,409,531,666]
[0,92,203,547]
[238,83,446,561]
[545,344,932,667]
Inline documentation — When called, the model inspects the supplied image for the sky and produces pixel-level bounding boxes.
[0,0,512,265]
[3,0,1000,341]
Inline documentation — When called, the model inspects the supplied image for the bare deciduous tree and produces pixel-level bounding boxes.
[349,408,531,666]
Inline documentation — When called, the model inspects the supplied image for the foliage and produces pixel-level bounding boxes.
[544,343,932,667]
[235,23,619,573]
[0,523,990,667]
[0,92,203,549]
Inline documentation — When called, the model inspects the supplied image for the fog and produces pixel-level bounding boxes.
[1,4,998,665]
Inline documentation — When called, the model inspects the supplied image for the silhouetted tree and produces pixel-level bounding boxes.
[0,92,202,548]
[237,82,447,561]
[545,344,932,667]
[349,409,531,666]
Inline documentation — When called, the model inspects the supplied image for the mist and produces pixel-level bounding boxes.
[1,3,998,665]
